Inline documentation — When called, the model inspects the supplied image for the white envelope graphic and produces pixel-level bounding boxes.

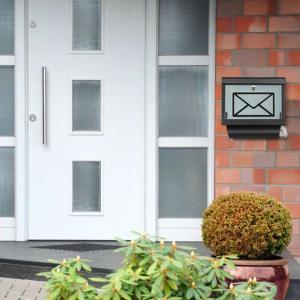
[233,93,275,117]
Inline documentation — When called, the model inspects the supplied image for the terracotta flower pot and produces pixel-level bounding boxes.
[225,257,289,300]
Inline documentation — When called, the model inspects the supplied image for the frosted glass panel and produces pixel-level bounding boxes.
[159,66,208,137]
[159,148,207,218]
[0,0,14,55]
[0,148,14,217]
[0,67,14,136]
[72,0,101,51]
[159,0,209,55]
[72,80,101,131]
[73,161,101,212]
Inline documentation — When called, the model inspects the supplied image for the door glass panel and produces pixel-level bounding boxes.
[73,161,101,212]
[159,0,209,56]
[72,80,101,132]
[159,148,207,218]
[72,0,101,51]
[0,0,14,55]
[0,67,14,136]
[159,66,208,137]
[0,148,14,217]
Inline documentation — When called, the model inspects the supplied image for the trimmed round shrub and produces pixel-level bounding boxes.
[202,191,292,259]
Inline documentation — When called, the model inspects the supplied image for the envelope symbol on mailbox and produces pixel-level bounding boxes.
[232,93,275,117]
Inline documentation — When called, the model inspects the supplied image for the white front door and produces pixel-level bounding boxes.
[28,0,145,239]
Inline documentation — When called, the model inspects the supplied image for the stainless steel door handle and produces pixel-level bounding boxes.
[42,66,47,145]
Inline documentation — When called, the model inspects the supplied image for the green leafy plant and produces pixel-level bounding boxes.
[220,279,278,300]
[202,192,292,258]
[37,257,99,300]
[39,232,277,299]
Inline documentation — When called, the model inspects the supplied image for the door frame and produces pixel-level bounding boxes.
[14,0,216,241]
[15,0,27,241]
[145,0,216,240]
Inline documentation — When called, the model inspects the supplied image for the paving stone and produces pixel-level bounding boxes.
[0,278,46,300]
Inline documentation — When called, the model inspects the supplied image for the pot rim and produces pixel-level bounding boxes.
[231,256,288,266]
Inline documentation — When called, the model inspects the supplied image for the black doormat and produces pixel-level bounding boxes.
[32,243,119,252]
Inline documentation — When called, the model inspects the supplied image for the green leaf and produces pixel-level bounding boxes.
[166,271,178,281]
[90,277,109,283]
[211,275,217,288]
[147,261,158,274]
[48,287,61,299]
[167,279,178,291]
[186,288,194,300]
[81,262,92,272]
[47,259,61,264]
[113,292,121,300]
[172,260,183,269]
[78,290,85,300]
[69,294,78,300]
[114,237,129,246]
[114,247,127,253]
[75,276,87,284]
[176,245,196,251]
[194,290,201,300]
[225,259,236,270]
[270,285,277,297]
[207,269,214,282]
[118,289,131,300]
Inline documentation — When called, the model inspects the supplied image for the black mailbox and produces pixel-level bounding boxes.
[222,77,286,139]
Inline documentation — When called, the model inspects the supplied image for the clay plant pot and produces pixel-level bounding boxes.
[225,257,289,300]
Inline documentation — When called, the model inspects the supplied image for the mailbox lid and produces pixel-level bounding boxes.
[222,77,285,126]
[222,77,285,85]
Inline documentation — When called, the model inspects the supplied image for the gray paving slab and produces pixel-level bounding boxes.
[0,277,46,300]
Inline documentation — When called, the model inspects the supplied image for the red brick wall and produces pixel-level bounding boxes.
[215,0,300,254]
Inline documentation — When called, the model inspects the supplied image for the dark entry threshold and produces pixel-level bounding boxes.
[0,259,112,282]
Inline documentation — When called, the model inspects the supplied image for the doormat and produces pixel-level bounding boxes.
[32,243,119,252]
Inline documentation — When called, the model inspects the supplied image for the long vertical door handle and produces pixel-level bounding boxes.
[42,66,47,145]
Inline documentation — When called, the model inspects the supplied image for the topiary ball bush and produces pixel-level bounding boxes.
[202,191,292,259]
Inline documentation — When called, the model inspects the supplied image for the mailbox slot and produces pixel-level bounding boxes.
[222,77,285,139]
